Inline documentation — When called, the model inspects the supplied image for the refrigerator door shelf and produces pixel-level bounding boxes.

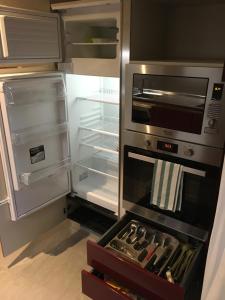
[12,122,68,146]
[4,77,65,106]
[20,158,71,187]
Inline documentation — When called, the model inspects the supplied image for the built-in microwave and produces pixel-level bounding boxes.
[125,62,225,149]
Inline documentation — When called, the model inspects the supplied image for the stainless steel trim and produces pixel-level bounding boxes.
[124,200,208,242]
[123,129,223,167]
[125,62,225,148]
[128,152,206,177]
[119,0,131,218]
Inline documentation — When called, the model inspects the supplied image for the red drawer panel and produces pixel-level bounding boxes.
[87,240,184,300]
[82,270,133,300]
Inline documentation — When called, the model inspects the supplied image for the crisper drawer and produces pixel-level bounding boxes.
[83,213,204,300]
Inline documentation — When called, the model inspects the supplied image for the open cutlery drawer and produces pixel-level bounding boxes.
[82,213,204,300]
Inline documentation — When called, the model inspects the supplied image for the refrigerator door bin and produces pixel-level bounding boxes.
[12,166,70,219]
[12,123,68,146]
[20,158,71,186]
[84,212,204,300]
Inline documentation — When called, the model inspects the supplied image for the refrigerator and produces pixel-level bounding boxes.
[0,72,120,221]
[0,0,121,222]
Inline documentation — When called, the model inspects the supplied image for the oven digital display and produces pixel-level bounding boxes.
[157,141,178,153]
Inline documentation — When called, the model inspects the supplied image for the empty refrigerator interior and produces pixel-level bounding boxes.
[66,74,120,214]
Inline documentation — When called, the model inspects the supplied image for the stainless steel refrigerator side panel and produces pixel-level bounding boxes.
[124,63,225,148]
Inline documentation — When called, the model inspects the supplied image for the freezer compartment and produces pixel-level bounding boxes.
[82,270,137,300]
[85,213,203,300]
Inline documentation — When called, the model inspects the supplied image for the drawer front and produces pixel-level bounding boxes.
[82,270,132,300]
[87,240,184,300]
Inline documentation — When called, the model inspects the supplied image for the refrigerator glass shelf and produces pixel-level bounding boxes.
[12,122,68,146]
[75,155,118,180]
[80,133,119,154]
[80,118,119,137]
[74,171,118,213]
[77,92,119,105]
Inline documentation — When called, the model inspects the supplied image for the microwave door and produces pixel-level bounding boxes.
[0,74,71,221]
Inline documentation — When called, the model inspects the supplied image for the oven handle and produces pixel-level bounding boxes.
[128,152,206,177]
[133,100,204,112]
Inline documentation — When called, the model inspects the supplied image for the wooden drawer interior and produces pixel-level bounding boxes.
[82,269,139,300]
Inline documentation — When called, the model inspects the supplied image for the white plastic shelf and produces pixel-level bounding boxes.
[75,155,118,180]
[80,133,119,154]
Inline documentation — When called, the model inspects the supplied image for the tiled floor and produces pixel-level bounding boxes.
[0,219,98,300]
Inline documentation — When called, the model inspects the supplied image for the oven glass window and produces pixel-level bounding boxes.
[123,146,220,230]
[132,74,208,134]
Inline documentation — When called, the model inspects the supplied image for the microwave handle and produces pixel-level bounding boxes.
[128,152,206,177]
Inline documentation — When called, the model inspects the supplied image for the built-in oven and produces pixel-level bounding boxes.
[122,130,223,236]
[125,62,225,148]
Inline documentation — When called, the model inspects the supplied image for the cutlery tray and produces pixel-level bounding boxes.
[105,220,179,276]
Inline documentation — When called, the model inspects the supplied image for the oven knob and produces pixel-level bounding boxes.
[146,140,151,147]
[184,148,194,157]
[208,119,216,128]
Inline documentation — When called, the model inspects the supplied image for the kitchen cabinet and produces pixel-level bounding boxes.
[127,0,225,62]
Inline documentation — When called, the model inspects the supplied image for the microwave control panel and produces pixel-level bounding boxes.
[212,83,224,100]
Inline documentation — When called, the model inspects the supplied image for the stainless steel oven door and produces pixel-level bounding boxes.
[125,63,225,148]
[121,130,223,241]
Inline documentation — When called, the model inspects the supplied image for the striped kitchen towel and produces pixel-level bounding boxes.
[151,160,184,212]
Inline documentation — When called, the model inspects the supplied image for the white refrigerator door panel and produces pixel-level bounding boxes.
[0,74,71,220]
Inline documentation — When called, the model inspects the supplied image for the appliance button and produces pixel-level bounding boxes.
[146,140,151,147]
[184,148,194,157]
[208,119,216,128]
